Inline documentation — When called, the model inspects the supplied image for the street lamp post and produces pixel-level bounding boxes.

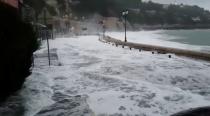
[122,10,128,42]
[102,21,106,38]
[99,20,105,38]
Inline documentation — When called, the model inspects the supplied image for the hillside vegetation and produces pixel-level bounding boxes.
[72,0,210,25]
[24,0,210,25]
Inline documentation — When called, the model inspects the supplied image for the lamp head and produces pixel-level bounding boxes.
[122,10,129,16]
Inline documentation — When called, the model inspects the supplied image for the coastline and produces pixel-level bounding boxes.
[100,36,210,62]
[133,24,210,31]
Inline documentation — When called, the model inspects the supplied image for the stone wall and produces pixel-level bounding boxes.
[0,3,38,101]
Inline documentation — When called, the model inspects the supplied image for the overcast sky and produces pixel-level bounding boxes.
[143,0,210,11]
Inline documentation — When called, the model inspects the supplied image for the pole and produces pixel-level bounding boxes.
[103,25,105,38]
[124,15,127,42]
[46,30,51,66]
[44,8,51,66]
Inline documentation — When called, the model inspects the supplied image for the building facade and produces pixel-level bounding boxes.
[0,0,20,8]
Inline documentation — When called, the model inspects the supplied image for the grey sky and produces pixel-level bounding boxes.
[143,0,210,11]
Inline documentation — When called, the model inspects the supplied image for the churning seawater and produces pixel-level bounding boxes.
[158,29,210,46]
[108,29,210,53]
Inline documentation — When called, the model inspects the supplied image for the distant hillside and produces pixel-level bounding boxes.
[71,0,210,25]
[71,0,140,17]
[23,0,210,26]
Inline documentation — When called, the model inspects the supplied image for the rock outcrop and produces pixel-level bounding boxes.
[171,107,210,116]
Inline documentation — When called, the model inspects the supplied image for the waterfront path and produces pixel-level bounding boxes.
[100,36,210,62]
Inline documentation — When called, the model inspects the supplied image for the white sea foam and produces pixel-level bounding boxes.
[107,31,210,53]
[3,35,209,116]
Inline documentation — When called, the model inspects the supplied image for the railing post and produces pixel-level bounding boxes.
[44,8,51,66]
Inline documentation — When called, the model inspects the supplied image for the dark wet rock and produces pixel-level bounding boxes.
[35,95,94,116]
[119,95,126,99]
[130,95,140,101]
[196,88,210,96]
[171,80,177,85]
[0,95,25,116]
[54,76,67,81]
[171,107,210,116]
[109,113,123,116]
[135,114,146,116]
[58,62,63,66]
[171,76,188,85]
[164,95,184,102]
[158,78,163,82]
[98,113,124,116]
[137,100,151,108]
[51,92,72,102]
[119,106,126,111]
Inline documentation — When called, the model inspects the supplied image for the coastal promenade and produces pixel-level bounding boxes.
[100,36,210,62]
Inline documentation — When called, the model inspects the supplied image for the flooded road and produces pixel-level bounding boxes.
[1,35,210,116]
